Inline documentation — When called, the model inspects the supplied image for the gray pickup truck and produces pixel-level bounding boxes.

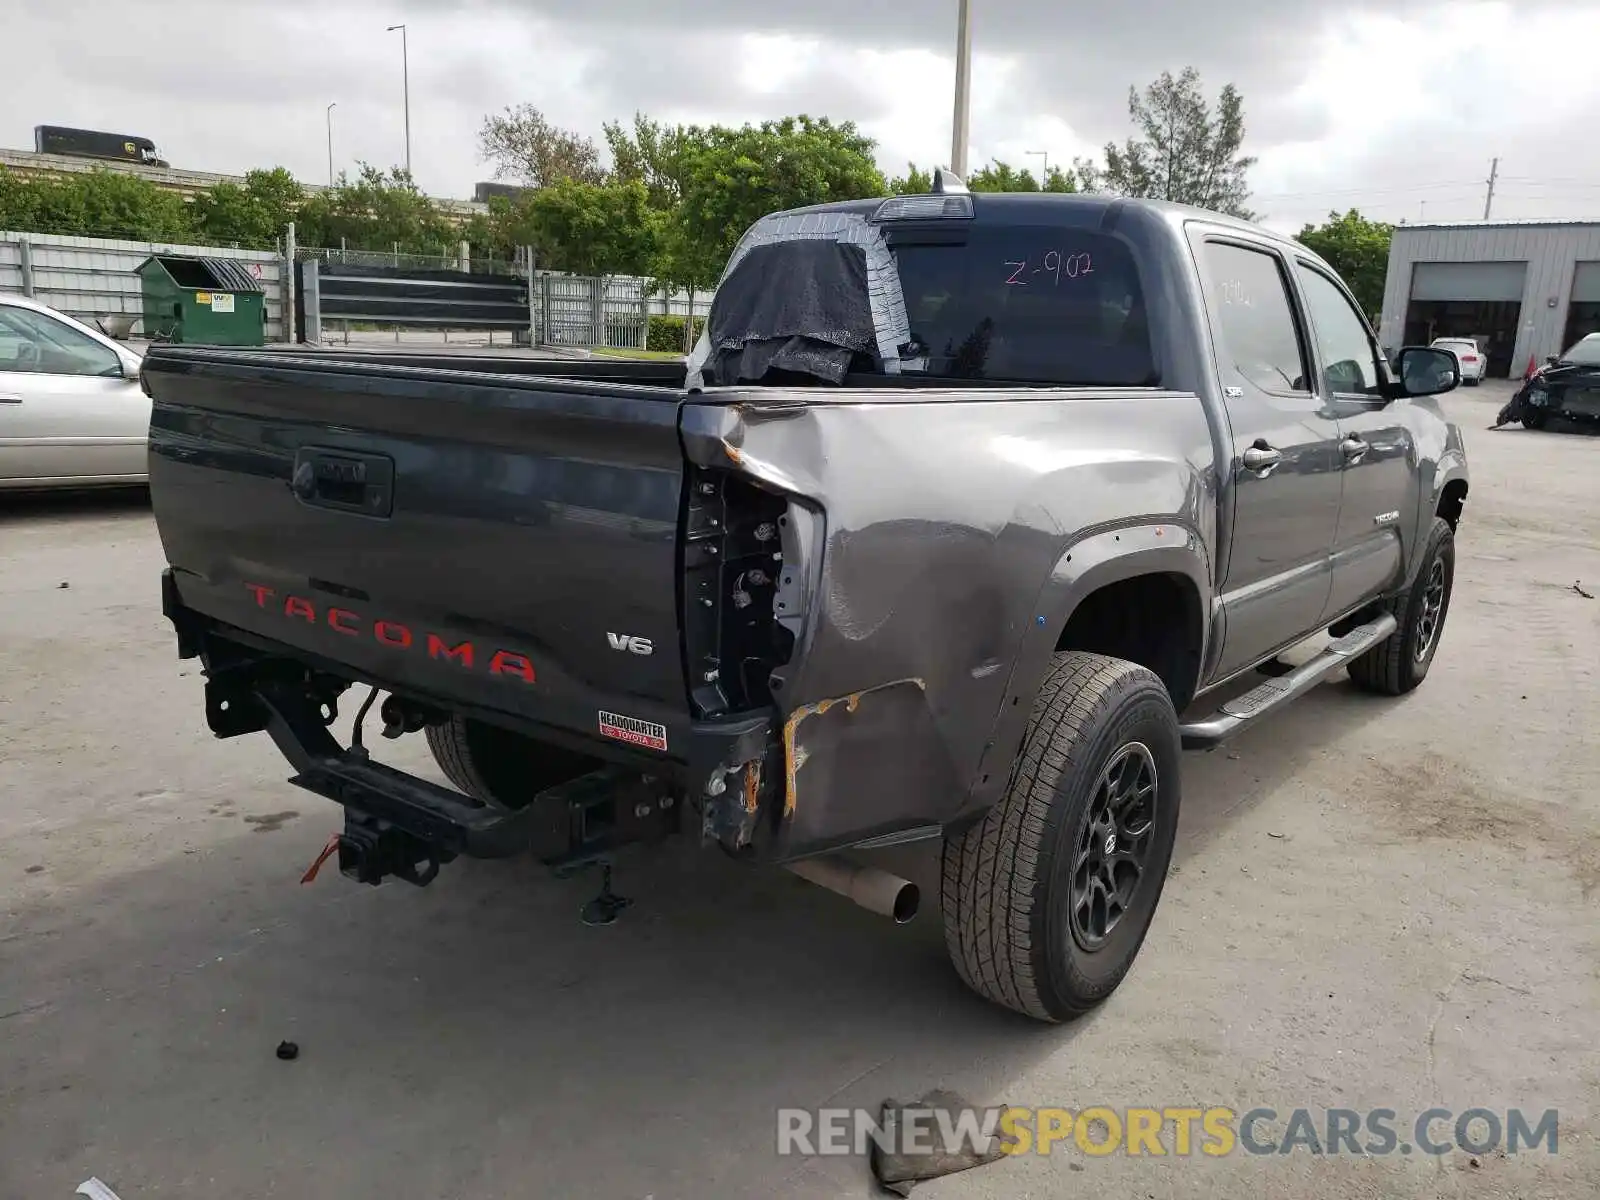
[142,175,1469,1022]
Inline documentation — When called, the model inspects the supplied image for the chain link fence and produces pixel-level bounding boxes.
[533,273,711,351]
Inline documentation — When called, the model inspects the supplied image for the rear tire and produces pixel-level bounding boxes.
[941,652,1181,1022]
[426,716,596,810]
[1348,516,1455,696]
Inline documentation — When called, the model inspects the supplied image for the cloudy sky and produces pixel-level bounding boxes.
[7,0,1600,233]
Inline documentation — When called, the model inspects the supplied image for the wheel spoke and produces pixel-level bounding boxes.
[1068,740,1162,952]
[1119,752,1146,795]
[1414,555,1449,662]
[1108,845,1146,873]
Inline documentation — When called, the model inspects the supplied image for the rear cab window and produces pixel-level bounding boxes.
[891,225,1156,386]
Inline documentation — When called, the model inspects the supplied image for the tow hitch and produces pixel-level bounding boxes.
[335,812,448,887]
[240,680,682,896]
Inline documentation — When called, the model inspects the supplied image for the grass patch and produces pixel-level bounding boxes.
[591,347,685,361]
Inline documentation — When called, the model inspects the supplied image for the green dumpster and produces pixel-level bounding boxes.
[137,255,267,346]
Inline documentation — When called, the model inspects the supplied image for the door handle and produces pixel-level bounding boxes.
[0,393,22,404]
[1241,443,1281,472]
[1341,436,1369,462]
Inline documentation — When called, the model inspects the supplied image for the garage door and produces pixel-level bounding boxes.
[1564,263,1600,350]
[1571,262,1600,303]
[1410,261,1527,303]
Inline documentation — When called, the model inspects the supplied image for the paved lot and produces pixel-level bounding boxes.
[2,382,1596,1199]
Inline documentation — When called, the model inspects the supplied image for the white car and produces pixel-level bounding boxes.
[1430,337,1488,385]
[0,293,149,488]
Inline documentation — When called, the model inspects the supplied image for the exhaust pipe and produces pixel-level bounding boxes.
[785,855,920,923]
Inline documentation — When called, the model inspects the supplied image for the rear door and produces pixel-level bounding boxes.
[0,304,148,483]
[1292,259,1418,621]
[1195,237,1343,682]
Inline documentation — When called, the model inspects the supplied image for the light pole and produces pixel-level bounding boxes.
[1026,149,1048,189]
[950,0,972,176]
[325,102,337,187]
[386,23,411,177]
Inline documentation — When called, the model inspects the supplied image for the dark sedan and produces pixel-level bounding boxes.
[1497,333,1600,430]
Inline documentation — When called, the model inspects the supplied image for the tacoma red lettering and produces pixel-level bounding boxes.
[427,635,474,668]
[255,594,536,686]
[489,651,536,683]
[374,621,413,648]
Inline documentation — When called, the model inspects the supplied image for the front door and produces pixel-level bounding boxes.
[1196,238,1344,683]
[1291,260,1420,621]
[0,305,147,483]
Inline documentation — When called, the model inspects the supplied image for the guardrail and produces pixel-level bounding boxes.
[297,259,529,342]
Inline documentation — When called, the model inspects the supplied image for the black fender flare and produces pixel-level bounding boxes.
[957,521,1213,821]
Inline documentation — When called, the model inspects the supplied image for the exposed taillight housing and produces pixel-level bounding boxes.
[681,467,796,717]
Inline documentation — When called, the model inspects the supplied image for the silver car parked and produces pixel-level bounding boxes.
[0,293,148,488]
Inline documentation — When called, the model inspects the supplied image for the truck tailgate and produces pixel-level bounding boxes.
[144,349,691,756]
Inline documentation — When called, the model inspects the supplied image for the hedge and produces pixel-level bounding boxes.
[646,314,706,353]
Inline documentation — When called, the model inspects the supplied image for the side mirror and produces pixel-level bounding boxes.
[1392,346,1460,398]
[122,356,143,381]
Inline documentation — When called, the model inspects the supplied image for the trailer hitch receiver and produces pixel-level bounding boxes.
[338,810,455,887]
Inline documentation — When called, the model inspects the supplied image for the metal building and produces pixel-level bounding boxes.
[1378,219,1600,378]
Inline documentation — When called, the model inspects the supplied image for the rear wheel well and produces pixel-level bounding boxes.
[1437,479,1468,530]
[1055,573,1204,712]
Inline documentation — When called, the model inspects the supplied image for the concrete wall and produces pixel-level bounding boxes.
[1379,221,1600,372]
[0,231,285,341]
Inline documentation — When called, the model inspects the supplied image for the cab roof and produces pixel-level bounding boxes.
[778,190,1306,256]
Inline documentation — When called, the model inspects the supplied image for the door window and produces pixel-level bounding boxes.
[1296,264,1383,398]
[1200,243,1310,396]
[0,306,123,377]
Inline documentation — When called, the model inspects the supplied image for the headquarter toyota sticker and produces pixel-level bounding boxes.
[598,711,668,752]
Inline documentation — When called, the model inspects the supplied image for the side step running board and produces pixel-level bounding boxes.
[1178,615,1397,749]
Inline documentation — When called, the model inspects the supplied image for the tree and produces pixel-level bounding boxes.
[0,167,194,241]
[501,177,660,276]
[296,165,456,254]
[1295,209,1393,319]
[461,202,516,266]
[603,113,692,209]
[479,105,604,187]
[190,167,303,248]
[0,168,42,232]
[673,115,886,271]
[968,160,1040,192]
[1096,67,1256,218]
[888,163,934,194]
[0,170,41,233]
[890,159,1086,194]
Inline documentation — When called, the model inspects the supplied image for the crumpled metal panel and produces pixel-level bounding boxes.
[678,378,1220,858]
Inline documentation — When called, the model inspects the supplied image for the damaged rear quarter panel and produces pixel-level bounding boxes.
[682,387,1216,858]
